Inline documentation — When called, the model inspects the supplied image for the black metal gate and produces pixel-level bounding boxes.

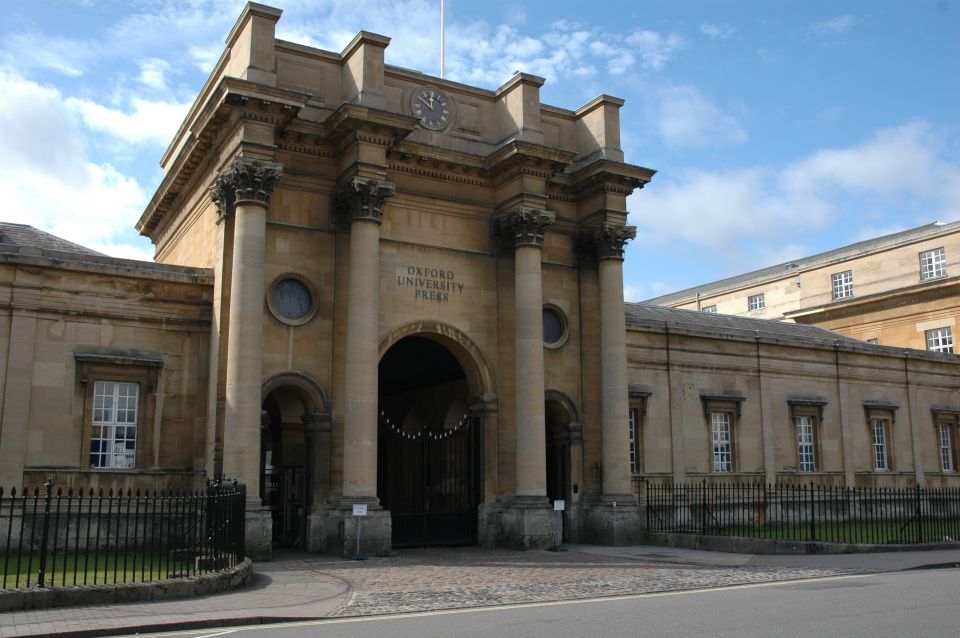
[377,414,481,547]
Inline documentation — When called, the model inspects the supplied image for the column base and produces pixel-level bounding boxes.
[314,497,392,558]
[586,494,642,546]
[244,502,273,561]
[482,495,554,550]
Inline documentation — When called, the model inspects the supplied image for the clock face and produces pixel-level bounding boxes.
[271,278,312,322]
[411,87,451,131]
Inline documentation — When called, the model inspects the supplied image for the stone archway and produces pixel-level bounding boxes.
[377,322,497,547]
[545,389,584,540]
[260,372,330,549]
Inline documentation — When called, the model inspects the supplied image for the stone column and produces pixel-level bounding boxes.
[589,222,642,544]
[494,207,556,549]
[321,177,395,557]
[209,155,283,560]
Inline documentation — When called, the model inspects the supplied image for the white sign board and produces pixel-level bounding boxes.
[353,503,368,517]
[553,499,566,511]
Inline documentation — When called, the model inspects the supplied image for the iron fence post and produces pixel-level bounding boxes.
[37,479,53,588]
[916,483,924,543]
[808,481,816,542]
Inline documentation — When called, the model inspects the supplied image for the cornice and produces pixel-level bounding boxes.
[323,102,418,149]
[786,277,960,323]
[569,158,656,200]
[136,77,311,239]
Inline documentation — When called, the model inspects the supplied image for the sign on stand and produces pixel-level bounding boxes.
[549,499,566,552]
[352,503,368,560]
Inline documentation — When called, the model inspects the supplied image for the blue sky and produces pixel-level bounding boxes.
[1,1,958,300]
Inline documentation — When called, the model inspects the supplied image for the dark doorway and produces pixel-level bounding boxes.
[260,388,308,548]
[545,400,572,541]
[377,336,481,547]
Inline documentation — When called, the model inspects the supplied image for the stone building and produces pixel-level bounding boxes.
[1,3,958,560]
[643,221,960,352]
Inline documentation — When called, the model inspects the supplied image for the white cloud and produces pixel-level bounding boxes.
[138,58,172,90]
[629,121,960,258]
[65,95,191,145]
[625,29,685,70]
[700,22,735,40]
[0,69,153,260]
[1,34,92,76]
[810,15,857,37]
[655,85,747,148]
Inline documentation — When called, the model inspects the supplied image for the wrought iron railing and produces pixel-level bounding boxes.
[644,481,960,545]
[1,480,245,590]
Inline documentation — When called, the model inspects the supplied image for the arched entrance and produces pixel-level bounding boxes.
[377,334,482,547]
[545,390,583,542]
[260,373,329,548]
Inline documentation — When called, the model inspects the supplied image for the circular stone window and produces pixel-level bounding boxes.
[542,306,568,349]
[268,275,316,325]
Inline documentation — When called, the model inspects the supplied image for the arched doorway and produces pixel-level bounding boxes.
[260,373,329,549]
[377,335,482,547]
[545,391,582,542]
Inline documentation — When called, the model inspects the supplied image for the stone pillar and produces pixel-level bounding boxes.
[209,155,283,560]
[588,222,642,544]
[493,207,555,549]
[303,411,331,552]
[319,177,395,557]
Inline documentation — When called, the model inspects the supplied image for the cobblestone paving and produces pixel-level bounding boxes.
[321,548,872,617]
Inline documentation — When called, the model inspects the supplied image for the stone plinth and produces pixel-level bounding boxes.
[483,496,554,550]
[314,499,392,558]
[585,498,643,546]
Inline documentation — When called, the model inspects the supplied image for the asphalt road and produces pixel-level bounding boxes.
[135,567,960,638]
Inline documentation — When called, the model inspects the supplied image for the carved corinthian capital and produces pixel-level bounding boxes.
[209,156,284,220]
[333,177,396,226]
[497,207,556,248]
[593,222,637,261]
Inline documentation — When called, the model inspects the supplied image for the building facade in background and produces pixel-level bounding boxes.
[644,221,960,353]
[1,4,958,560]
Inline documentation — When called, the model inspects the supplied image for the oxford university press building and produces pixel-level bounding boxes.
[2,3,959,559]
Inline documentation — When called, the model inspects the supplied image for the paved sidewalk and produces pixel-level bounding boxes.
[1,545,958,638]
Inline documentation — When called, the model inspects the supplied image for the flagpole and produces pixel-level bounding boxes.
[440,0,445,79]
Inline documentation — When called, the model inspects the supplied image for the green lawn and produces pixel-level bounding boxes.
[1,551,193,589]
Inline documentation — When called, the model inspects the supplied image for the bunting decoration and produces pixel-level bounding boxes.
[379,407,473,441]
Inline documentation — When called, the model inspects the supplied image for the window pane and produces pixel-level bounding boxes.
[871,419,888,471]
[748,294,765,311]
[89,380,139,469]
[926,327,954,353]
[711,412,732,472]
[628,408,639,474]
[796,415,816,472]
[920,247,946,280]
[939,424,955,472]
[831,270,853,300]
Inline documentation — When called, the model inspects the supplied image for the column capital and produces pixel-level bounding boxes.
[497,206,556,248]
[592,221,637,261]
[210,156,284,221]
[333,176,396,227]
[578,221,636,263]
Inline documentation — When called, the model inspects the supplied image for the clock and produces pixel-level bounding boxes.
[411,87,451,131]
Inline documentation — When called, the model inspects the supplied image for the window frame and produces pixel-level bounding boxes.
[831,270,854,300]
[788,399,826,474]
[627,389,650,476]
[932,411,960,474]
[925,326,954,353]
[701,304,717,314]
[711,411,733,473]
[863,403,897,473]
[76,353,161,472]
[90,380,141,469]
[919,247,946,281]
[701,394,745,474]
[747,293,765,311]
